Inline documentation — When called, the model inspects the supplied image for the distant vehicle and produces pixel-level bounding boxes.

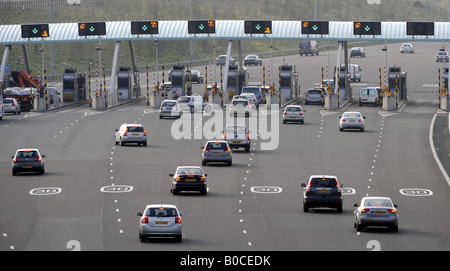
[201,140,232,166]
[169,166,208,195]
[3,87,36,111]
[229,99,252,117]
[244,55,263,66]
[137,204,184,242]
[239,93,258,108]
[359,87,381,106]
[0,101,3,120]
[339,111,365,132]
[299,40,319,56]
[350,47,366,58]
[283,105,304,124]
[301,175,344,213]
[3,98,21,115]
[177,95,211,113]
[190,70,203,83]
[159,100,182,119]
[216,55,235,66]
[115,123,147,146]
[400,43,414,53]
[11,148,46,176]
[305,88,323,105]
[349,64,362,82]
[241,86,264,104]
[223,125,251,152]
[436,51,449,62]
[353,197,398,232]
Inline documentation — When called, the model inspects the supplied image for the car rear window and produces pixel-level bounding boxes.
[225,126,247,134]
[206,142,228,149]
[241,87,260,95]
[177,168,204,175]
[364,199,392,207]
[4,99,14,104]
[308,89,322,95]
[285,106,301,112]
[232,100,249,106]
[162,102,177,107]
[127,126,144,132]
[17,150,39,158]
[146,207,178,217]
[309,177,338,188]
[177,97,191,103]
[343,112,361,118]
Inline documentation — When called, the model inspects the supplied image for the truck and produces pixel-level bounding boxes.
[4,87,37,111]
[299,40,319,56]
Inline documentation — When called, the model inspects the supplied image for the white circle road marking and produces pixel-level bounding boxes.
[29,187,62,196]
[399,188,433,197]
[100,185,134,193]
[250,186,283,194]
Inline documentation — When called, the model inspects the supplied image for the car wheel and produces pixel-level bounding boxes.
[120,138,125,146]
[139,233,146,243]
[339,127,344,132]
[228,160,232,166]
[356,223,363,232]
[143,142,147,147]
[201,189,207,196]
[202,160,207,166]
[190,107,194,114]
[245,146,250,152]
[336,204,343,213]
[391,225,398,232]
[12,169,17,176]
[40,168,45,175]
[175,235,182,242]
[172,189,178,195]
[303,203,309,213]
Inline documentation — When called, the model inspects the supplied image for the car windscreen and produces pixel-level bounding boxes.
[177,97,191,103]
[310,178,337,188]
[146,207,178,217]
[232,100,248,106]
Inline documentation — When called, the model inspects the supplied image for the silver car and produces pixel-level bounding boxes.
[353,197,398,232]
[159,100,182,119]
[138,204,184,242]
[400,43,414,54]
[115,123,147,146]
[3,98,21,114]
[305,88,323,105]
[201,140,232,166]
[223,125,251,152]
[229,99,252,117]
[283,105,304,124]
[11,148,45,176]
[339,111,365,132]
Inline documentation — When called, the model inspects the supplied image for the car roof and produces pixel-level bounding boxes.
[309,175,337,179]
[17,148,39,152]
[123,123,143,126]
[176,165,202,169]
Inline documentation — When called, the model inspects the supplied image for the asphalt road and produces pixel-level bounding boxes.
[1,42,450,252]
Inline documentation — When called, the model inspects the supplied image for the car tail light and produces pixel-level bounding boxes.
[176,176,181,182]
[341,119,346,122]
[361,209,370,213]
[35,157,42,162]
[358,119,363,122]
[12,102,15,106]
[199,176,206,182]
[143,130,147,136]
[124,128,128,136]
[224,148,231,152]
[223,134,227,140]
[387,209,396,214]
[204,149,210,153]
[142,216,149,223]
[284,111,287,115]
[247,134,250,141]
[175,217,182,224]
[13,157,19,163]
[299,111,303,115]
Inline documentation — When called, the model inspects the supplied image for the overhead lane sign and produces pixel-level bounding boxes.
[131,21,158,35]
[78,22,106,36]
[188,20,215,34]
[21,24,49,38]
[301,21,329,35]
[354,21,381,35]
[244,20,272,34]
[407,22,434,36]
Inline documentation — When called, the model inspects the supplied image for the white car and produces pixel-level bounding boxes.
[229,99,252,117]
[3,98,21,115]
[159,100,183,119]
[223,125,251,152]
[239,93,258,108]
[137,204,184,242]
[400,43,414,53]
[339,111,365,132]
[283,105,304,124]
[115,123,147,146]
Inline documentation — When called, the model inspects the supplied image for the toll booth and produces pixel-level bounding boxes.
[63,68,86,102]
[171,65,185,98]
[444,68,449,90]
[388,67,407,100]
[338,65,347,100]
[117,67,131,100]
[227,65,238,98]
[279,65,293,99]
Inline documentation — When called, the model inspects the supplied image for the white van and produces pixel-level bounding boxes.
[348,64,362,82]
[359,87,381,106]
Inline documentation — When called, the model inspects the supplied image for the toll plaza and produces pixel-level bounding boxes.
[279,64,299,100]
[382,66,407,110]
[170,65,185,98]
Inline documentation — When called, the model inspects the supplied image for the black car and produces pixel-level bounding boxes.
[301,175,343,213]
[170,166,207,195]
[11,149,45,176]
[190,70,203,83]
[350,47,366,58]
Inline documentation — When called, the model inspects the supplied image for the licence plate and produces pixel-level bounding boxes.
[132,133,139,136]
[212,153,222,155]
[362,99,368,101]
[372,211,385,215]
[290,117,297,119]
[233,141,241,144]
[155,221,168,225]
[24,166,33,168]
[349,120,356,122]
[185,179,196,182]
[318,189,329,193]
